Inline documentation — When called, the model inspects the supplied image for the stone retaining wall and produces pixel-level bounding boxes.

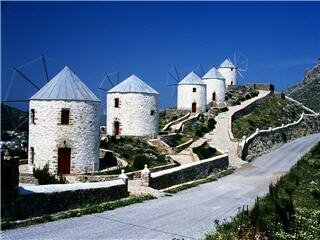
[239,113,320,161]
[149,154,229,189]
[2,180,128,221]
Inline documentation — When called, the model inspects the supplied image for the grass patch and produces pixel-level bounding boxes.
[163,169,234,194]
[1,194,155,230]
[205,142,320,240]
[193,143,222,160]
[232,95,305,139]
[100,137,168,172]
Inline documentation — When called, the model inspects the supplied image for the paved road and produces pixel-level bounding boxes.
[2,134,319,240]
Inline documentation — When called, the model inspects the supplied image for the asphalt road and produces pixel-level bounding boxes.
[2,133,319,240]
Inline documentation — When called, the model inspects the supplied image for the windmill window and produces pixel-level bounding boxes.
[31,109,35,124]
[61,109,70,125]
[231,68,234,71]
[30,147,34,164]
[150,110,155,116]
[114,98,119,108]
[192,88,196,92]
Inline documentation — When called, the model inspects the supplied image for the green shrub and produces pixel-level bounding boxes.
[207,118,217,130]
[33,164,66,185]
[133,155,150,170]
[193,143,221,160]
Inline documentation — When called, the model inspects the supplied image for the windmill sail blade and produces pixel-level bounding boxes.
[238,70,245,79]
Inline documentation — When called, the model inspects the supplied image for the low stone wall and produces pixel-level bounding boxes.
[2,180,128,221]
[162,113,190,131]
[159,133,178,146]
[174,139,193,153]
[149,154,229,189]
[2,158,19,200]
[239,113,320,161]
[245,83,275,91]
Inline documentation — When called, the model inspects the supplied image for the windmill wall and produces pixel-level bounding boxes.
[28,100,100,174]
[218,68,237,86]
[202,78,226,104]
[177,84,207,112]
[106,93,159,138]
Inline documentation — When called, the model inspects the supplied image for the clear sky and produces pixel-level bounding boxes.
[2,1,320,113]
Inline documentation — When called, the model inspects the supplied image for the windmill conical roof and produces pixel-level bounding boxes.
[108,74,159,94]
[219,58,236,68]
[30,66,100,102]
[202,67,225,80]
[178,71,205,85]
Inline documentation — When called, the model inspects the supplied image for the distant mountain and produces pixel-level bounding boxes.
[285,59,320,113]
[1,104,28,132]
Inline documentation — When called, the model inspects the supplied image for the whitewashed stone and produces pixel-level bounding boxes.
[28,100,100,174]
[218,67,237,86]
[202,78,226,104]
[106,93,159,138]
[177,84,207,113]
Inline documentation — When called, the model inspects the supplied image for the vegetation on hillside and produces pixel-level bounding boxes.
[33,164,67,185]
[159,109,189,130]
[205,142,320,240]
[166,115,217,147]
[100,137,169,172]
[192,143,221,160]
[226,87,259,106]
[285,60,320,112]
[232,95,304,139]
[1,104,28,132]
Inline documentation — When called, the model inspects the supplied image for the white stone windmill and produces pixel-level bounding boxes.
[218,53,248,86]
[202,67,226,105]
[106,74,160,139]
[28,66,101,174]
[177,71,207,113]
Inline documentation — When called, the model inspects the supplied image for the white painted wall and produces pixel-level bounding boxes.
[106,93,159,138]
[177,84,207,112]
[218,67,237,86]
[202,78,226,104]
[28,100,100,174]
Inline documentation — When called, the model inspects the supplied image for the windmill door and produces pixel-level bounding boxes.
[212,92,216,102]
[192,102,197,113]
[114,121,120,136]
[58,148,71,174]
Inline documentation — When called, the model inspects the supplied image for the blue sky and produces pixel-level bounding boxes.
[2,1,320,112]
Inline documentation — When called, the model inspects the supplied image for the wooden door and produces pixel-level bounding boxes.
[58,148,71,174]
[212,92,216,102]
[192,102,197,113]
[114,121,120,136]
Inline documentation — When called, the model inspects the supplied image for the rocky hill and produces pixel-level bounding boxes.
[285,58,320,112]
[1,104,28,132]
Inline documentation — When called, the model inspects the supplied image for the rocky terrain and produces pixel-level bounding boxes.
[285,58,320,112]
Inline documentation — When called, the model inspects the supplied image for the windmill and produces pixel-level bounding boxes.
[97,71,120,118]
[2,55,51,131]
[233,52,248,80]
[166,66,187,100]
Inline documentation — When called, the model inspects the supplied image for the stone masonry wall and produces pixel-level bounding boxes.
[107,93,159,138]
[242,114,320,161]
[2,180,128,221]
[149,154,229,189]
[177,84,207,113]
[28,100,100,174]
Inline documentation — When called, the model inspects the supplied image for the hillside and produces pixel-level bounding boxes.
[205,142,320,240]
[285,59,320,112]
[1,104,28,132]
[232,95,305,139]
